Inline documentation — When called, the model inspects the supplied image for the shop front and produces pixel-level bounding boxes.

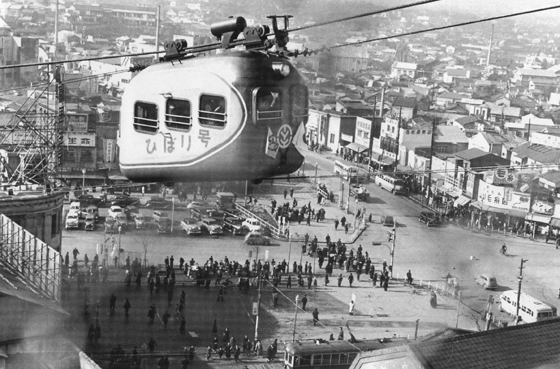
[343,142,369,164]
[524,212,552,240]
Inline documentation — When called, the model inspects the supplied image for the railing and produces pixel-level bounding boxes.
[233,202,283,237]
[0,213,61,301]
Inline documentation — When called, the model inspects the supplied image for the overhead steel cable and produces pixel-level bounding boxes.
[321,4,560,51]
[290,0,442,33]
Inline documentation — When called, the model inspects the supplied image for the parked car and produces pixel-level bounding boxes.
[475,274,498,290]
[245,231,271,246]
[199,218,223,235]
[153,211,169,223]
[382,215,395,228]
[85,204,99,221]
[206,210,226,220]
[65,211,80,230]
[157,218,171,233]
[190,207,208,221]
[222,217,249,235]
[124,206,139,220]
[145,196,172,209]
[419,211,439,226]
[180,217,202,235]
[111,194,139,207]
[186,201,208,209]
[84,214,96,231]
[104,217,116,233]
[134,214,147,229]
[108,205,123,219]
[115,213,128,230]
[242,218,262,233]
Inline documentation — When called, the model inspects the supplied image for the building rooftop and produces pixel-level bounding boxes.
[413,317,560,369]
[513,142,560,164]
[436,125,468,144]
[517,68,557,78]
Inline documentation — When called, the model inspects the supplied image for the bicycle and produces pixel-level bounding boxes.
[499,244,507,255]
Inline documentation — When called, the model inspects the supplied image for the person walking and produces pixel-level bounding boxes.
[383,276,389,291]
[286,275,292,288]
[109,293,116,314]
[312,308,319,326]
[283,189,288,199]
[338,327,344,340]
[217,286,224,301]
[348,273,354,288]
[123,298,131,317]
[162,311,170,329]
[73,247,79,259]
[406,270,413,285]
[334,218,339,230]
[290,187,294,198]
[337,273,343,287]
[301,295,308,311]
[272,290,279,307]
[325,274,329,286]
[349,300,355,315]
[148,337,157,354]
[180,316,186,335]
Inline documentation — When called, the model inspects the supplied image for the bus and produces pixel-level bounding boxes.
[334,160,358,181]
[284,338,408,369]
[374,174,407,195]
[499,290,556,323]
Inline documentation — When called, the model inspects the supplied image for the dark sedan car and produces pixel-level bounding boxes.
[419,211,440,226]
[222,217,249,235]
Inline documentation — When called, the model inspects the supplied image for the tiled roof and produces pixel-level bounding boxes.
[392,96,417,109]
[436,125,468,144]
[517,68,557,78]
[512,143,560,163]
[454,148,492,160]
[413,317,560,368]
[455,115,479,125]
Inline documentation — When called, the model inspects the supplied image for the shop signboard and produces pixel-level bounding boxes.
[477,181,530,212]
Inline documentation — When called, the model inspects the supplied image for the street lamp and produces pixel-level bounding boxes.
[82,168,86,194]
[171,197,175,233]
[117,225,122,267]
[372,236,395,279]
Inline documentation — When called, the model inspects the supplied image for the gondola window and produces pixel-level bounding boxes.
[255,88,282,123]
[133,102,158,134]
[199,95,226,128]
[165,99,191,131]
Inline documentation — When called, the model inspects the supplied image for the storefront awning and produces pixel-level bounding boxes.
[454,195,471,207]
[551,218,560,228]
[525,213,552,224]
[470,201,527,218]
[345,142,369,153]
[371,155,394,165]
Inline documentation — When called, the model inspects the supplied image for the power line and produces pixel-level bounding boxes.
[1,3,556,71]
[321,4,560,51]
[291,0,442,33]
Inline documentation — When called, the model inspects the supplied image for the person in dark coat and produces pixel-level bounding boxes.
[301,295,308,311]
[348,273,354,287]
[312,308,319,326]
[123,298,131,317]
[180,317,186,335]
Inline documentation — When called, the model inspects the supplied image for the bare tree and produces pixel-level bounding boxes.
[135,230,156,270]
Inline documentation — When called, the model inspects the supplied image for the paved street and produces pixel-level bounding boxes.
[57,145,560,368]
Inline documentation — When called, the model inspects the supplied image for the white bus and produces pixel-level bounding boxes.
[374,174,407,195]
[334,160,358,181]
[499,290,556,323]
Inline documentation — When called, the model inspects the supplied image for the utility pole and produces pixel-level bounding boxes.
[254,269,262,340]
[394,106,402,173]
[390,226,396,278]
[426,118,437,204]
[292,295,299,342]
[515,258,528,325]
